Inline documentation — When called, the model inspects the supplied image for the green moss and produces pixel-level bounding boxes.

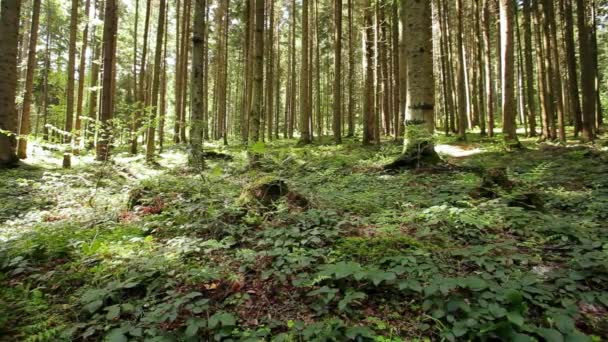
[335,236,428,263]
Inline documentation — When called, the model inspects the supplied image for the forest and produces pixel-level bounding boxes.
[1,0,608,340]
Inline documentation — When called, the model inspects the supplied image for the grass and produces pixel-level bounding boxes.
[1,133,608,341]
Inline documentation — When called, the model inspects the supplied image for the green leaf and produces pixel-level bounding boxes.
[507,312,524,327]
[105,329,128,342]
[554,315,576,334]
[537,328,564,342]
[452,322,468,337]
[345,326,375,339]
[185,317,206,337]
[105,305,121,320]
[464,277,488,291]
[338,291,367,312]
[365,269,396,286]
[564,331,592,342]
[250,141,267,154]
[398,279,423,292]
[208,312,236,329]
[83,299,104,314]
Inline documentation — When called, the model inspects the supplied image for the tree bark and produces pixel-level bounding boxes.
[145,0,166,161]
[333,0,343,144]
[96,0,118,161]
[0,0,22,167]
[299,0,312,144]
[577,0,596,141]
[500,0,520,145]
[17,0,41,159]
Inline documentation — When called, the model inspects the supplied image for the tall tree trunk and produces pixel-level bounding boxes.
[299,0,312,144]
[96,0,118,161]
[159,10,168,153]
[523,0,538,137]
[75,0,91,149]
[0,0,22,167]
[266,0,275,141]
[392,2,400,140]
[288,0,297,139]
[250,0,265,145]
[346,0,355,137]
[473,0,486,136]
[455,0,468,140]
[362,0,375,145]
[133,0,151,153]
[577,0,596,141]
[482,0,494,137]
[17,0,41,159]
[562,0,583,136]
[333,0,342,143]
[145,0,166,161]
[42,0,51,141]
[179,0,191,144]
[543,0,566,142]
[500,0,520,145]
[397,0,437,163]
[65,0,79,152]
[190,0,206,166]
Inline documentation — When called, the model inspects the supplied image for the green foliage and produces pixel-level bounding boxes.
[2,137,608,340]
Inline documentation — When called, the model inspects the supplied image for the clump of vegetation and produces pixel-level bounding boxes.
[335,236,428,263]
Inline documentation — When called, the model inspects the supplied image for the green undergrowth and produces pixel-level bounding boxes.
[1,135,608,341]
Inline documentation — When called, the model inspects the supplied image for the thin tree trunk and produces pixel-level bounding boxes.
[17,0,41,159]
[577,0,596,141]
[333,0,343,143]
[145,0,166,161]
[96,0,118,161]
[362,0,375,145]
[299,0,312,144]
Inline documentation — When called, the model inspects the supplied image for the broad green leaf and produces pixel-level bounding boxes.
[507,312,525,327]
[537,328,564,342]
[554,315,575,333]
[208,312,236,329]
[105,329,128,342]
[83,299,104,314]
[105,305,121,320]
[185,317,206,337]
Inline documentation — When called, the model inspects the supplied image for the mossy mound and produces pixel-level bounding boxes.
[238,176,289,207]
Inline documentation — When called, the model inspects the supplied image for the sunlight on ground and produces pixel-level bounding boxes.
[435,144,484,158]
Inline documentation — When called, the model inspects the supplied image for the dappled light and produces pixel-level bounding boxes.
[2,0,608,340]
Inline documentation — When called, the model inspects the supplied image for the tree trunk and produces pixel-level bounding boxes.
[482,0,494,137]
[96,0,118,161]
[577,0,596,141]
[75,0,91,149]
[362,0,375,145]
[299,0,311,144]
[17,0,41,159]
[455,0,468,140]
[522,0,537,137]
[145,0,166,162]
[190,0,207,166]
[333,0,343,144]
[385,0,438,171]
[0,0,22,167]
[266,0,275,141]
[500,0,520,145]
[346,0,355,138]
[250,0,265,145]
[65,0,79,151]
[133,0,151,153]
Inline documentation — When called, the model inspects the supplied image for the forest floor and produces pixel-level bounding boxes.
[1,133,608,341]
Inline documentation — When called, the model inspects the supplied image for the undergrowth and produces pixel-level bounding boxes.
[1,136,608,341]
